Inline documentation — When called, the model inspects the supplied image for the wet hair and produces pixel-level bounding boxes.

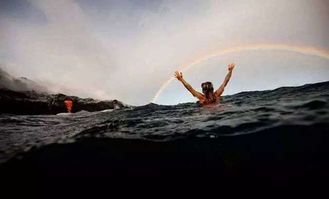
[201,82,214,93]
[201,82,216,103]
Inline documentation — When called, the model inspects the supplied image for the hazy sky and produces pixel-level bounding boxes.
[1,0,329,105]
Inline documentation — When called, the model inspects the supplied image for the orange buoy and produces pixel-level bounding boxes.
[64,100,73,113]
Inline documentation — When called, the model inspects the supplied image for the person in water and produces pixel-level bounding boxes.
[174,63,235,105]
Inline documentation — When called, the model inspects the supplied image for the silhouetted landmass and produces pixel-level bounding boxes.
[0,68,126,114]
[0,89,126,114]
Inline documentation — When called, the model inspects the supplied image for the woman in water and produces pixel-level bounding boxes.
[174,63,235,105]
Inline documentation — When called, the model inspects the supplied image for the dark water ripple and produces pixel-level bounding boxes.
[0,81,329,165]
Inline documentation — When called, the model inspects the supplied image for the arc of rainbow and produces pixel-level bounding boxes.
[151,43,329,103]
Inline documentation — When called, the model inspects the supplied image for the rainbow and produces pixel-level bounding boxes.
[151,43,329,103]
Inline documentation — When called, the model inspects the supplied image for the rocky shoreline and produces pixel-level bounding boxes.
[0,88,126,115]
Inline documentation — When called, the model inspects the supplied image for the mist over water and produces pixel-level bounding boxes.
[0,0,329,105]
[1,1,329,193]
[0,68,48,92]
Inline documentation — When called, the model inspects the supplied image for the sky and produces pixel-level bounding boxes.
[0,0,329,105]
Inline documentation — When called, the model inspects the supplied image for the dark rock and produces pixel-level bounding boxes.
[0,68,127,114]
[0,88,126,115]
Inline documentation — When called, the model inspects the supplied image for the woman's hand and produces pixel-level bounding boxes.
[228,63,235,71]
[174,71,183,81]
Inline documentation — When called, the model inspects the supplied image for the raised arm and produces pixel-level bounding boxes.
[214,63,235,98]
[174,71,205,100]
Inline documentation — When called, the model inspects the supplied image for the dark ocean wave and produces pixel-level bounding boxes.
[0,81,329,192]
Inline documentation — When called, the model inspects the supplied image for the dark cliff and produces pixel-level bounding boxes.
[0,89,126,115]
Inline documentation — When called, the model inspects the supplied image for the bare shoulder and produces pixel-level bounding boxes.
[197,94,206,103]
[214,86,224,97]
[193,90,205,100]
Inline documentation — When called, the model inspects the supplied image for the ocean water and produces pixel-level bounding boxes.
[0,81,329,191]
